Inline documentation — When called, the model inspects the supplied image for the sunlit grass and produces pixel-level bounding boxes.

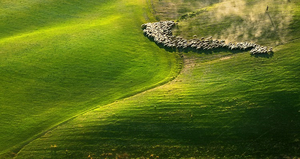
[16,0,300,158]
[0,0,181,157]
[17,38,300,158]
[168,0,295,46]
[2,0,300,158]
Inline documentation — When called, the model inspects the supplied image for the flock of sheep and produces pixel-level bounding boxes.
[141,21,273,55]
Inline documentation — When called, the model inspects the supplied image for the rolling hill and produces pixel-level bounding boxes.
[0,0,181,158]
[1,0,300,158]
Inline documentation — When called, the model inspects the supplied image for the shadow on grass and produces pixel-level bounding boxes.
[251,52,274,58]
[178,46,251,55]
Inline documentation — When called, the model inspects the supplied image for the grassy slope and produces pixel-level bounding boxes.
[163,0,294,46]
[0,0,181,157]
[17,42,300,158]
[16,0,300,158]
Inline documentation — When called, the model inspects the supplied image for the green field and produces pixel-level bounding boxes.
[1,0,300,158]
[0,0,181,157]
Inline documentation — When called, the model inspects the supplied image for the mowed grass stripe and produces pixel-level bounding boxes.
[16,1,300,158]
[0,0,182,157]
[0,0,117,39]
[17,39,300,158]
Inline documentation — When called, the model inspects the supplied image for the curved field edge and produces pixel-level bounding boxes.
[16,1,300,158]
[17,38,300,158]
[0,0,182,157]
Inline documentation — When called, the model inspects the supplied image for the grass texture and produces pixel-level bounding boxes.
[0,0,181,157]
[16,0,300,158]
[17,39,300,158]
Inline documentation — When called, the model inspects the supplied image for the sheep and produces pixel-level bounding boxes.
[141,21,273,55]
[268,47,273,53]
[196,45,202,50]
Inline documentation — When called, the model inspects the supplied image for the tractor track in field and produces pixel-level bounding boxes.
[14,43,235,158]
[14,53,185,159]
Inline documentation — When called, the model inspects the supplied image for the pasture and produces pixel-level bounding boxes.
[0,0,181,157]
[1,0,300,158]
